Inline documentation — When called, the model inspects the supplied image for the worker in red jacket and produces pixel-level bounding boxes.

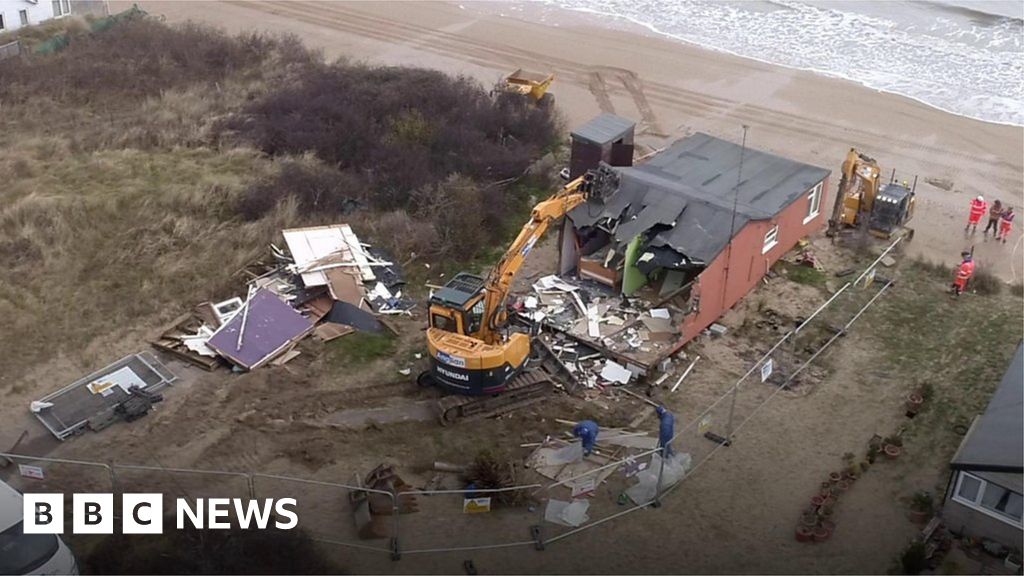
[952,251,975,297]
[965,196,987,234]
[998,207,1015,244]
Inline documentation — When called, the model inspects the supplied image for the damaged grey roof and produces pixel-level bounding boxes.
[569,133,830,263]
[571,113,636,146]
[951,342,1024,473]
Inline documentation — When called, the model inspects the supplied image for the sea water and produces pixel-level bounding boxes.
[540,0,1024,126]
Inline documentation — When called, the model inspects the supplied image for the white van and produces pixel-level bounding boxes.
[0,479,78,575]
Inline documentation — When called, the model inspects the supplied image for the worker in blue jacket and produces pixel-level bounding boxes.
[656,406,675,457]
[572,420,599,456]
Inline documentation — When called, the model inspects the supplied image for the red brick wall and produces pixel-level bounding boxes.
[680,178,829,343]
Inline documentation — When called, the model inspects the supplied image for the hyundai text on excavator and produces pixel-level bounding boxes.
[417,173,596,424]
[827,148,916,240]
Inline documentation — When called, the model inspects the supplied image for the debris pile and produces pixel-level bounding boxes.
[516,274,685,386]
[148,223,410,372]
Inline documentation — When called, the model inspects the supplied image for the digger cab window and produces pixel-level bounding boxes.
[466,299,485,335]
[432,313,458,333]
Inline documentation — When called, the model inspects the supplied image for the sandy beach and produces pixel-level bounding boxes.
[119,0,1024,282]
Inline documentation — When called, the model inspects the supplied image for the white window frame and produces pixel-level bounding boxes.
[52,0,70,18]
[18,9,27,26]
[952,471,1023,528]
[804,182,823,224]
[762,224,779,254]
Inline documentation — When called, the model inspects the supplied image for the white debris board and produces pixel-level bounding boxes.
[283,224,375,286]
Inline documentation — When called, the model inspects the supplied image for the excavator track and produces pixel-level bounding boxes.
[435,369,553,426]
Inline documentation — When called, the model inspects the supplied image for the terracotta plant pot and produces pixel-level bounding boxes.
[822,496,836,508]
[906,392,924,413]
[795,525,814,543]
[836,480,850,492]
[909,508,930,524]
[819,486,832,498]
[813,526,831,542]
[885,444,901,459]
[800,513,819,528]
[829,472,842,484]
[811,495,825,507]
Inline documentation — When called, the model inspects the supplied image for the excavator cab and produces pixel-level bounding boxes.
[868,183,915,239]
[424,273,529,397]
[428,273,487,338]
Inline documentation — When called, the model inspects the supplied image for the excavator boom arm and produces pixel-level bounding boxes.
[480,177,590,341]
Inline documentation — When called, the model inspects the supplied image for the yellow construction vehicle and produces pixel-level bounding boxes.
[827,148,916,240]
[417,174,593,424]
[498,69,555,104]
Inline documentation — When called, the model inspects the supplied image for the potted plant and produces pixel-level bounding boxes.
[845,462,862,481]
[835,480,851,493]
[884,434,903,459]
[909,490,933,524]
[813,525,831,542]
[906,391,924,414]
[795,525,814,543]
[829,471,842,484]
[800,511,818,529]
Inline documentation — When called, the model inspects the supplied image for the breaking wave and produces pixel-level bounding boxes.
[540,0,1024,126]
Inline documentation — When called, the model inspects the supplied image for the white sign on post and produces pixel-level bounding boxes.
[760,358,774,383]
[19,464,44,480]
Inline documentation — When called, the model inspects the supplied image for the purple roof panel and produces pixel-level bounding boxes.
[207,289,314,369]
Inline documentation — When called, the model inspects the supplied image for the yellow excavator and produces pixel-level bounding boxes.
[417,174,594,424]
[827,148,916,240]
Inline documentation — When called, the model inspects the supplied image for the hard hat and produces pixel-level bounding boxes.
[977,195,984,202]
[961,251,971,259]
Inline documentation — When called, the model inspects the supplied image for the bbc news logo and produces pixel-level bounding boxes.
[23,494,298,534]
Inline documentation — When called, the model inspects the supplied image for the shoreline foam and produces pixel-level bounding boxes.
[532,0,1023,128]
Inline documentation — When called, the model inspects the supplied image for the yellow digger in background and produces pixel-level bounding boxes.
[497,69,555,105]
[417,173,595,424]
[827,148,916,241]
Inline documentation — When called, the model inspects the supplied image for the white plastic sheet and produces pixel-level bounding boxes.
[625,452,692,505]
[544,498,590,527]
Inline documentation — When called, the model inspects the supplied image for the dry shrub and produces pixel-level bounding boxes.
[971,265,1002,295]
[222,64,559,209]
[0,18,302,109]
[363,210,439,261]
[238,159,361,220]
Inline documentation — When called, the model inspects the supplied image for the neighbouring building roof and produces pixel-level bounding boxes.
[569,133,830,263]
[571,113,636,146]
[207,289,315,370]
[951,342,1024,472]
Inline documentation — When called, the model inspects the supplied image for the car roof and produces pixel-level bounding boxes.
[0,480,23,532]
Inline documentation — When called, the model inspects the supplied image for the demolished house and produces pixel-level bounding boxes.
[560,125,831,348]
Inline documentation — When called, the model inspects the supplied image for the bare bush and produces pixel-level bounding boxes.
[362,210,440,261]
[222,64,559,209]
[0,18,308,108]
[237,159,362,220]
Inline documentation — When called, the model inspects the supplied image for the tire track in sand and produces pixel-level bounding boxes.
[224,0,1021,175]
